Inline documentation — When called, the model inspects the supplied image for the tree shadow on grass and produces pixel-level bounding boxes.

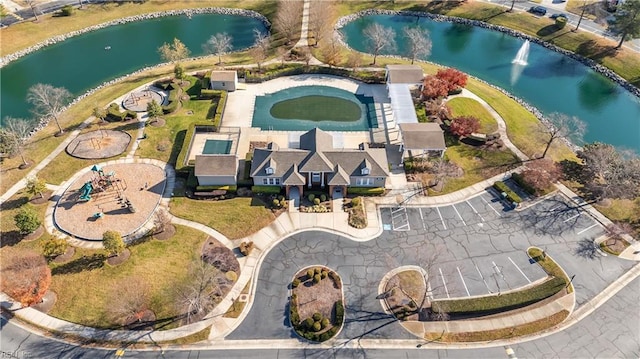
[52,253,107,275]
[575,40,619,62]
[0,231,22,248]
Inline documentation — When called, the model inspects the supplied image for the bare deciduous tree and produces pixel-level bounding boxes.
[108,276,151,326]
[520,159,561,194]
[4,117,34,168]
[202,32,233,65]
[539,113,586,159]
[320,37,342,68]
[153,208,172,234]
[250,29,270,72]
[403,27,432,64]
[577,142,640,200]
[158,38,190,63]
[26,84,72,135]
[309,0,334,47]
[424,98,451,122]
[363,23,396,65]
[345,51,363,71]
[274,0,303,45]
[26,176,47,199]
[175,260,228,323]
[276,47,288,68]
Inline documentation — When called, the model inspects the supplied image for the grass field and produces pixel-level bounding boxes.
[447,97,498,134]
[169,197,276,240]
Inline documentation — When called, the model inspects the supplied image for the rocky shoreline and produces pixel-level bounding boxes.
[0,7,270,67]
[336,9,640,99]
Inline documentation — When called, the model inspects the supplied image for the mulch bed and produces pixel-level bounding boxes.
[201,236,240,274]
[153,224,176,241]
[32,291,57,314]
[106,248,131,266]
[149,118,166,127]
[123,309,157,330]
[22,226,44,241]
[52,246,75,264]
[293,267,342,321]
[29,191,53,205]
[601,237,630,254]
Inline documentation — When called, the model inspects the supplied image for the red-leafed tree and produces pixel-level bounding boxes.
[436,68,468,93]
[0,249,51,307]
[449,116,480,138]
[421,75,449,99]
[520,159,562,194]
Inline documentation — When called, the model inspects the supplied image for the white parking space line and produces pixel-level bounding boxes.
[419,208,426,230]
[481,196,502,217]
[439,267,450,298]
[492,261,509,289]
[466,200,485,222]
[436,207,447,230]
[457,266,470,297]
[563,213,581,222]
[391,207,410,231]
[508,257,531,284]
[475,264,492,294]
[452,204,467,226]
[577,223,598,235]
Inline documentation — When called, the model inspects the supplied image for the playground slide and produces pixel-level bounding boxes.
[79,181,93,201]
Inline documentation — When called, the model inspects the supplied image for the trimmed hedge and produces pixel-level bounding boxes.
[186,169,199,189]
[348,187,385,196]
[212,91,227,128]
[510,173,536,195]
[251,185,282,194]
[162,84,181,114]
[200,89,221,100]
[106,103,136,121]
[195,185,237,192]
[493,181,522,203]
[431,277,566,316]
[175,123,212,174]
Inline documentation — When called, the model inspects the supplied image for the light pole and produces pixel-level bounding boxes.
[566,274,576,289]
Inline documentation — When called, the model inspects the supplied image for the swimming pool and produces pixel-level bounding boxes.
[202,139,232,154]
[252,86,378,131]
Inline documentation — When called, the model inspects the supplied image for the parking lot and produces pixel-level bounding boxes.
[379,191,606,299]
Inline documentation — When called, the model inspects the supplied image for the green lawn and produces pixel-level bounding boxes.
[169,197,276,240]
[447,97,498,134]
[0,189,53,247]
[46,225,208,329]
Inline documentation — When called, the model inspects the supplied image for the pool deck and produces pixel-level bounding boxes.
[223,74,393,161]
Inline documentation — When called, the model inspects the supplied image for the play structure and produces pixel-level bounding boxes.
[76,165,136,214]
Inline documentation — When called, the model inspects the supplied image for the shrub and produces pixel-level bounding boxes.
[308,194,315,202]
[555,17,567,29]
[493,181,522,203]
[106,103,136,121]
[290,310,300,326]
[313,274,321,283]
[273,198,281,208]
[304,317,314,329]
[41,237,68,258]
[306,269,315,279]
[321,270,328,279]
[239,241,254,256]
[0,249,51,306]
[102,230,125,256]
[321,318,330,328]
[59,5,74,16]
[347,187,384,196]
[195,185,237,192]
[320,194,327,202]
[351,197,361,207]
[313,198,321,205]
[14,204,41,234]
[292,278,301,288]
[279,198,288,207]
[334,300,344,323]
[312,321,322,332]
[312,312,322,321]
[314,267,322,274]
[250,185,282,195]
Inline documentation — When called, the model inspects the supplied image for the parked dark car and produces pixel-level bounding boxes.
[550,13,568,20]
[529,6,547,16]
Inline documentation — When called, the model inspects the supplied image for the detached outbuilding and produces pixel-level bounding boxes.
[210,71,238,92]
[194,155,238,186]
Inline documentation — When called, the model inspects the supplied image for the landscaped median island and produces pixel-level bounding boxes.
[289,266,344,342]
[383,248,573,342]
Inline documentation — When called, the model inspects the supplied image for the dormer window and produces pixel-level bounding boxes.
[361,167,370,175]
[266,167,274,175]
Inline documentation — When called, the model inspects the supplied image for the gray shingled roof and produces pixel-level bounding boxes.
[195,155,238,176]
[327,164,350,185]
[299,128,334,151]
[386,65,424,84]
[282,164,306,185]
[399,123,446,150]
[323,149,388,177]
[299,151,334,173]
[210,71,237,82]
[251,149,308,177]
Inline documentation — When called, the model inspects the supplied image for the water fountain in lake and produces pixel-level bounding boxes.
[510,40,530,85]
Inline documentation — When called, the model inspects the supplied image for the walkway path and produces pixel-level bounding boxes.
[450,89,530,162]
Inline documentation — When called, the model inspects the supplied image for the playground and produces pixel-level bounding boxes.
[121,89,164,113]
[53,162,166,241]
[65,130,131,159]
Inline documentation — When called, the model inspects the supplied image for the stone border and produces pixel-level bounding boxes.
[0,7,271,67]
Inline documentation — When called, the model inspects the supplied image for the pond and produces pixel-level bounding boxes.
[340,14,640,152]
[0,12,268,123]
